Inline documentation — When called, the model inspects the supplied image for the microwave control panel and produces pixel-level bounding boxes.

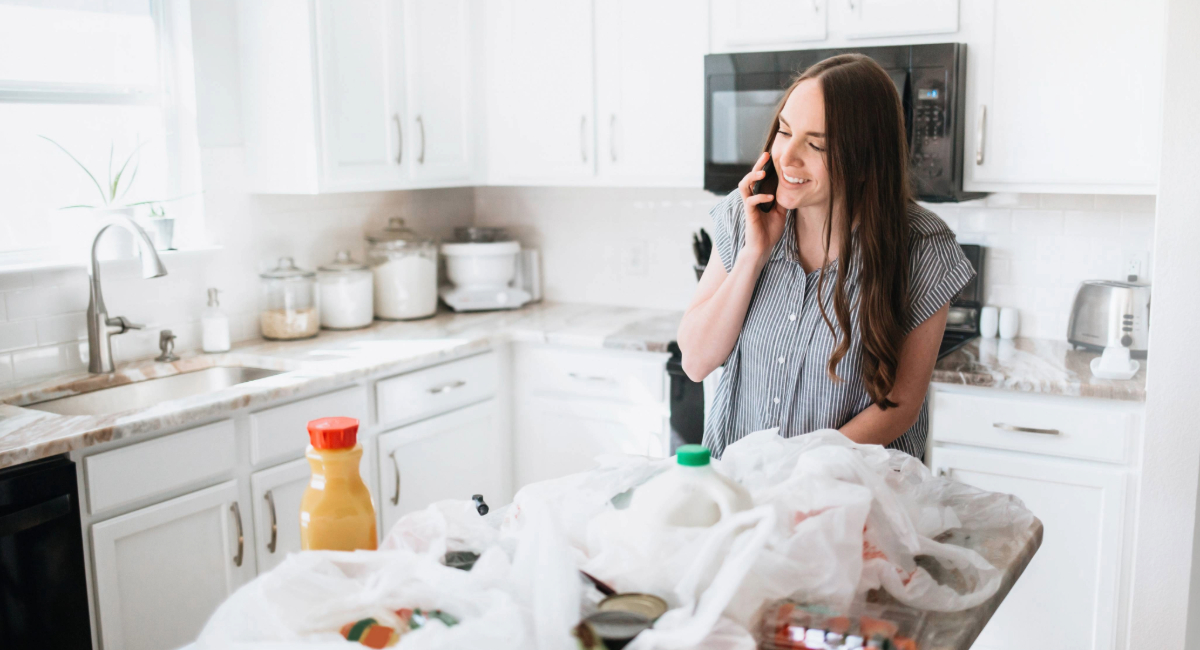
[910,66,950,189]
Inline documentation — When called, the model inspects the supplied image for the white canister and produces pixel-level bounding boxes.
[979,305,1000,338]
[366,218,439,320]
[999,307,1020,340]
[318,251,374,330]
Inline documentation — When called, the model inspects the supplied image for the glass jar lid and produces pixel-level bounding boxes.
[452,226,510,243]
[366,217,435,246]
[319,250,369,272]
[260,256,315,279]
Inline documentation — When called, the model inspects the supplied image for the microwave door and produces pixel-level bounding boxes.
[705,71,787,193]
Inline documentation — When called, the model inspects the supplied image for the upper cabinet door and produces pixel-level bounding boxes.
[842,0,958,39]
[965,0,1164,194]
[404,0,474,185]
[595,0,707,187]
[710,0,828,52]
[486,0,596,183]
[313,0,408,191]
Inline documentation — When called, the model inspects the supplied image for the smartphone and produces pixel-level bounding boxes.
[751,154,778,213]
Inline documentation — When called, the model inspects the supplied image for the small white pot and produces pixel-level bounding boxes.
[91,206,138,260]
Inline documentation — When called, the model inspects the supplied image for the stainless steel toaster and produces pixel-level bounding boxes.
[1067,280,1151,358]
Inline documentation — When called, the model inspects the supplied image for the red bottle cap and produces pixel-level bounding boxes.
[307,417,359,449]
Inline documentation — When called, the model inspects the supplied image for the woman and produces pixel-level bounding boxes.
[677,54,974,459]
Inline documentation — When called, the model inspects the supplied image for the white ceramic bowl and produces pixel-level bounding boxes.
[441,241,520,290]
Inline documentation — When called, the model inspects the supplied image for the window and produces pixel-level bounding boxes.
[0,0,202,263]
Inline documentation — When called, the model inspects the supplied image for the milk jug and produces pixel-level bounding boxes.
[299,417,377,551]
[628,444,752,527]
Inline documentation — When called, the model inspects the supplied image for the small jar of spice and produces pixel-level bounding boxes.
[259,257,319,340]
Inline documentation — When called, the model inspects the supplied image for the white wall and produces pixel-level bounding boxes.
[1131,0,1200,645]
[474,186,1156,339]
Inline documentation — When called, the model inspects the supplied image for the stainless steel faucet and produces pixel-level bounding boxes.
[87,215,168,374]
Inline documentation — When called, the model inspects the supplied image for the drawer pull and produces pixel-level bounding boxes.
[568,372,615,384]
[993,422,1060,436]
[427,380,466,395]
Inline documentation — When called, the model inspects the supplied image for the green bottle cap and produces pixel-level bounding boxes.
[676,445,711,467]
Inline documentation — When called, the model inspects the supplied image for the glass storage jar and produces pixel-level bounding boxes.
[317,250,374,330]
[365,217,438,320]
[259,257,320,340]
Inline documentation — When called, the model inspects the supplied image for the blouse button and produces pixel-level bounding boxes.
[773,397,780,404]
[777,356,785,364]
[789,313,797,321]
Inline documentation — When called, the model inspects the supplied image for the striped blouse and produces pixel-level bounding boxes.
[702,190,974,460]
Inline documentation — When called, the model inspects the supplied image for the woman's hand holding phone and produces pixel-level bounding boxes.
[739,152,788,263]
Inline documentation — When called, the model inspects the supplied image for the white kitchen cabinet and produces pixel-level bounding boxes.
[91,481,252,650]
[929,447,1128,650]
[514,396,668,488]
[404,0,474,184]
[595,0,707,186]
[963,0,1165,194]
[486,0,596,183]
[377,399,507,534]
[841,0,958,39]
[710,0,828,51]
[238,0,408,193]
[250,458,310,574]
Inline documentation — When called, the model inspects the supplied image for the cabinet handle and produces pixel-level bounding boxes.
[937,468,948,478]
[580,115,588,163]
[264,491,277,554]
[389,450,401,506]
[393,114,403,164]
[427,379,466,395]
[230,502,244,567]
[993,422,1060,436]
[812,0,820,11]
[568,372,614,383]
[975,105,987,165]
[610,114,618,162]
[416,115,425,164]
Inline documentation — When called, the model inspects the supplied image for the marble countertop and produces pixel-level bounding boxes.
[932,337,1146,402]
[0,302,1147,469]
[0,302,680,469]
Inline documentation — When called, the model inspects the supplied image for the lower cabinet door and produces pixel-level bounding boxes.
[929,446,1128,650]
[377,399,506,535]
[91,480,252,650]
[514,395,668,490]
[250,458,311,573]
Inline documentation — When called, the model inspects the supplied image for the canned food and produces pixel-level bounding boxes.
[598,593,668,621]
[584,610,652,648]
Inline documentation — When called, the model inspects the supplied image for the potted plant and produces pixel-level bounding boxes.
[144,203,175,251]
[39,135,171,259]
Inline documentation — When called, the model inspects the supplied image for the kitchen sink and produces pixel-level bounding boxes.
[27,366,284,416]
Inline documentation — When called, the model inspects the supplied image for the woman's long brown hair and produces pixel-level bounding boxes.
[762,54,912,409]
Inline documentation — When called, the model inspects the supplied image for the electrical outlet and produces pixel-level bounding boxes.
[1123,252,1149,282]
[622,240,649,278]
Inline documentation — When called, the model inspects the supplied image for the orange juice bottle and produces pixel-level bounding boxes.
[300,417,377,551]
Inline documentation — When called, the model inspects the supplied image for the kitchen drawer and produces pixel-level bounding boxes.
[930,388,1142,464]
[85,419,236,514]
[376,352,498,427]
[517,345,667,404]
[249,385,368,466]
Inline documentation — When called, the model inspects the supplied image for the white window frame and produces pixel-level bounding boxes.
[0,0,205,269]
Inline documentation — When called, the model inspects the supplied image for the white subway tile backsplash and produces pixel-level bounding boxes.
[0,354,11,384]
[985,193,1041,209]
[1039,194,1096,210]
[11,343,85,382]
[0,272,32,292]
[4,283,89,320]
[1011,210,1065,234]
[1064,211,1121,236]
[1120,212,1156,237]
[1094,194,1156,212]
[36,312,87,346]
[958,208,1012,233]
[0,320,37,352]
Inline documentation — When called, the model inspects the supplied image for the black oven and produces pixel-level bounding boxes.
[704,43,983,203]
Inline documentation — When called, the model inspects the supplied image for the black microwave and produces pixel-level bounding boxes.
[704,43,983,203]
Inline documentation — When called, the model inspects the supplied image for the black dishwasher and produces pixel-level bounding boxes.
[0,455,92,649]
